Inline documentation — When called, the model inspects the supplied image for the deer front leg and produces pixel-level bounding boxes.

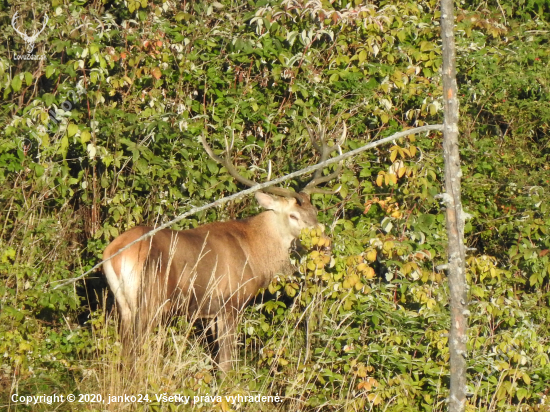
[216,310,238,373]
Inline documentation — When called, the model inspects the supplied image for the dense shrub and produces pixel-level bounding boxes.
[0,0,549,410]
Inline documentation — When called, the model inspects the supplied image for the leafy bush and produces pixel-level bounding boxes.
[1,0,549,410]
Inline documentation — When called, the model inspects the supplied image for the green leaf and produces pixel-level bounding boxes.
[206,160,218,174]
[417,214,436,230]
[339,184,348,199]
[24,72,33,86]
[67,124,79,137]
[33,164,44,177]
[80,130,91,145]
[59,135,69,159]
[43,93,55,106]
[109,226,119,238]
[11,76,22,92]
[515,387,528,401]
[45,66,55,78]
[175,12,190,21]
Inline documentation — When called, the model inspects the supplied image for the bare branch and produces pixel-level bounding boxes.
[441,0,468,410]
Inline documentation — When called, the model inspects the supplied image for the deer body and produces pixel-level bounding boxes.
[103,192,322,371]
[104,125,345,371]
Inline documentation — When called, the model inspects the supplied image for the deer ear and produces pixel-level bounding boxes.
[255,192,277,210]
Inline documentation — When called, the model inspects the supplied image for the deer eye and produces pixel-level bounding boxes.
[290,214,299,221]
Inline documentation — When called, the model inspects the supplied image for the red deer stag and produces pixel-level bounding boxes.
[103,126,345,372]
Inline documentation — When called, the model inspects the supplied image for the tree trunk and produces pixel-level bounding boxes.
[440,1,468,411]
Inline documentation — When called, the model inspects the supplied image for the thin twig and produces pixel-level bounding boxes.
[494,0,507,26]
[51,124,443,289]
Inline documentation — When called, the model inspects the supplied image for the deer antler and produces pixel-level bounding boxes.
[202,122,345,200]
[301,121,346,195]
[201,132,303,200]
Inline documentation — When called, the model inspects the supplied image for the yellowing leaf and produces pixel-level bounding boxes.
[40,111,49,124]
[367,393,383,405]
[220,398,231,412]
[67,123,78,137]
[376,172,384,187]
[60,135,69,159]
[386,173,397,185]
[80,130,91,145]
[364,267,375,279]
[152,67,162,79]
[383,241,394,253]
[391,210,403,218]
[390,146,398,162]
[285,283,298,297]
[268,282,279,294]
[366,250,377,262]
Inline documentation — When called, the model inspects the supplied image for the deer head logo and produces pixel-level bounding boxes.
[11,12,49,54]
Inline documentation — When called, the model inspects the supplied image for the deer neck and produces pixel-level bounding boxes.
[250,211,295,250]
[242,211,295,275]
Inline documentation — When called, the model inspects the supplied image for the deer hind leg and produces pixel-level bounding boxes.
[216,309,239,373]
[104,259,135,357]
[118,299,136,360]
[133,256,172,353]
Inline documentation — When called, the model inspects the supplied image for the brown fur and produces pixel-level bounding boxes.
[103,192,324,371]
